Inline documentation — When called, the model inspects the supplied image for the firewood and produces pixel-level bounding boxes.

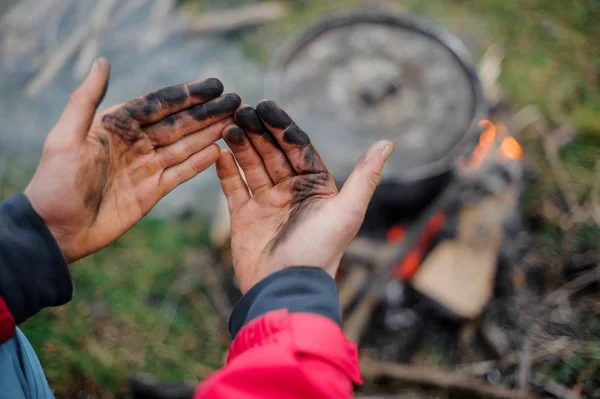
[412,189,516,319]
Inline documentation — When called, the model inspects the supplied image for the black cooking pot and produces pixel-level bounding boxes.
[266,11,488,236]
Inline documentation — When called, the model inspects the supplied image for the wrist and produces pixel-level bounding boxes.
[229,267,341,339]
[0,193,73,322]
[23,189,71,263]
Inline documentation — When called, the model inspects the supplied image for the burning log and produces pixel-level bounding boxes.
[411,188,517,319]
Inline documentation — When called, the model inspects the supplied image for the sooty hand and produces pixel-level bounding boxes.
[217,100,394,293]
[25,58,241,263]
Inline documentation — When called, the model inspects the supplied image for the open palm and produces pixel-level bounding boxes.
[25,58,241,262]
[217,101,394,294]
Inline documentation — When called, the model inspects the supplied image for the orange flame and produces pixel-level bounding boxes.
[468,120,497,170]
[500,136,523,161]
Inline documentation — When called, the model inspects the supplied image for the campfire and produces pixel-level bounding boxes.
[205,11,599,399]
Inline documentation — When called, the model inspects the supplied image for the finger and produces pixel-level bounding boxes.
[123,78,225,126]
[216,150,251,213]
[234,105,295,184]
[255,100,329,175]
[338,140,394,218]
[159,143,221,195]
[55,57,110,142]
[156,118,232,169]
[222,123,273,193]
[144,93,241,146]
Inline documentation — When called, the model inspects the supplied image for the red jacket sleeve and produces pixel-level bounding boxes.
[0,296,16,344]
[194,310,362,399]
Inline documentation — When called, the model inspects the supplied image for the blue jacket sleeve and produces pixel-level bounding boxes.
[228,267,341,339]
[0,193,72,323]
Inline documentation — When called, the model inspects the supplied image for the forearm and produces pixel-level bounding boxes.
[195,267,361,399]
[0,193,72,323]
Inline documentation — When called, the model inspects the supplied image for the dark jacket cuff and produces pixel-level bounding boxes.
[229,267,341,339]
[0,193,73,323]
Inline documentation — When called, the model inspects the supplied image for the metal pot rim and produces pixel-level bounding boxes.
[265,10,489,183]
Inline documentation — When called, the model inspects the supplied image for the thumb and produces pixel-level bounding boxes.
[338,140,394,218]
[54,57,110,142]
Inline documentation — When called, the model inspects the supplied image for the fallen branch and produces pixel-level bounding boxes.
[192,253,233,328]
[530,372,580,399]
[536,123,580,215]
[591,160,600,226]
[186,2,289,35]
[361,355,534,399]
[25,0,120,96]
[478,44,504,106]
[338,266,369,313]
[543,265,600,306]
[539,200,573,231]
[344,292,380,343]
[518,333,532,396]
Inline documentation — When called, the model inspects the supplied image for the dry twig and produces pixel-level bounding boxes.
[591,160,600,226]
[25,0,120,96]
[339,266,369,313]
[536,123,580,215]
[186,2,289,35]
[361,355,534,399]
[530,372,580,399]
[542,265,600,306]
[518,333,532,396]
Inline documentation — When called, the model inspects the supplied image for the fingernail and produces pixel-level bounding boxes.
[89,59,99,76]
[378,140,394,160]
[89,57,108,76]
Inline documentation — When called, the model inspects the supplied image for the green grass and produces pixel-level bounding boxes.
[18,214,227,396]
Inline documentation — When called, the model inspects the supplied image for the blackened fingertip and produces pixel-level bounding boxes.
[153,85,189,105]
[235,106,263,132]
[221,93,242,111]
[224,124,246,146]
[188,78,224,100]
[187,94,240,121]
[283,123,310,146]
[235,105,256,121]
[256,100,293,130]
[234,104,252,120]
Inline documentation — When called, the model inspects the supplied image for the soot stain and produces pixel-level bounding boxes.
[268,172,331,254]
[154,85,189,105]
[189,93,241,122]
[291,172,330,204]
[283,124,310,146]
[303,145,316,165]
[101,110,143,142]
[163,113,181,127]
[235,106,278,146]
[188,78,224,100]
[225,125,246,146]
[235,107,263,132]
[82,135,113,222]
[256,101,293,130]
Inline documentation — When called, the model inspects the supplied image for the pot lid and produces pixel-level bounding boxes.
[266,12,487,182]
